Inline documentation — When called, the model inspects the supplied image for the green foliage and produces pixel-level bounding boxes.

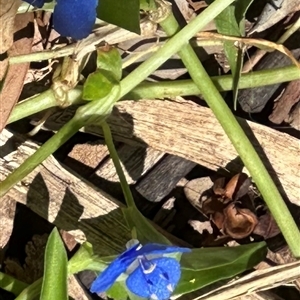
[68,242,107,274]
[107,281,129,300]
[175,242,267,295]
[96,48,123,82]
[97,0,140,34]
[40,228,68,300]
[83,70,117,100]
[83,47,123,101]
[212,0,253,109]
[140,0,157,10]
[122,207,171,245]
[0,272,28,296]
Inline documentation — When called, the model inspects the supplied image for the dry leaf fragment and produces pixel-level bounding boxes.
[213,173,250,203]
[253,212,281,239]
[0,197,16,249]
[0,0,21,55]
[0,12,34,131]
[223,203,258,239]
[269,80,300,124]
[285,101,300,131]
[197,32,300,68]
[250,0,300,33]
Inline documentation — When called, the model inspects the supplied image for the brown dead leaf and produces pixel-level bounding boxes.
[0,12,34,132]
[0,0,21,81]
[285,101,300,131]
[212,173,251,203]
[269,79,300,124]
[253,212,280,239]
[0,0,21,55]
[250,0,300,34]
[197,32,300,68]
[0,197,16,248]
[223,203,258,239]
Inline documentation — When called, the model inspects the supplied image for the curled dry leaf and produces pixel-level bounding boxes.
[253,212,281,239]
[213,173,251,203]
[223,203,258,239]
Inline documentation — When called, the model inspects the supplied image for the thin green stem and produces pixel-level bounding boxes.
[15,278,42,300]
[101,121,136,208]
[0,272,28,296]
[127,65,300,99]
[8,88,83,124]
[0,87,118,197]
[119,0,236,97]
[160,13,300,257]
[9,65,300,125]
[0,118,83,197]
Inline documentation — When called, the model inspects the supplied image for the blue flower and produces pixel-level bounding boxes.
[90,243,191,300]
[23,0,98,39]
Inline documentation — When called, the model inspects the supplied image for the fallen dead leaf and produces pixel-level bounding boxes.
[249,0,300,34]
[223,203,258,239]
[269,79,300,124]
[0,12,34,132]
[197,32,300,68]
[0,197,16,249]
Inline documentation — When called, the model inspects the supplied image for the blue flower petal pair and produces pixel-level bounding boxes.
[90,243,191,300]
[24,0,98,39]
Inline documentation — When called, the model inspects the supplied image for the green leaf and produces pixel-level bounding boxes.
[212,0,253,110]
[234,0,254,36]
[97,0,140,34]
[68,242,108,274]
[0,272,28,296]
[140,0,157,11]
[107,281,129,300]
[83,70,117,101]
[96,47,122,82]
[40,228,68,300]
[174,242,267,295]
[122,207,171,245]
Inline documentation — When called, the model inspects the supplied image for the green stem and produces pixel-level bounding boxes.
[127,65,300,99]
[9,65,300,124]
[119,0,236,97]
[0,89,116,196]
[8,88,83,124]
[15,278,42,300]
[101,122,136,208]
[0,272,28,296]
[160,13,300,257]
[102,121,170,244]
[0,118,83,197]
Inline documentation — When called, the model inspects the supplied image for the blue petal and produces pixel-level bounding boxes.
[23,0,45,8]
[53,0,98,40]
[90,244,141,293]
[136,243,191,256]
[126,258,182,300]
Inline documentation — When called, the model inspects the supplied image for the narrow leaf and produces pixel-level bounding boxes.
[212,0,253,109]
[122,207,171,245]
[40,228,68,300]
[175,242,266,295]
[97,0,140,34]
